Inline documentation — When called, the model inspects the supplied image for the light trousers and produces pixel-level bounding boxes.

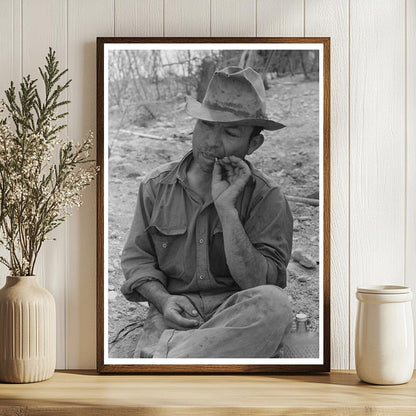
[134,285,293,359]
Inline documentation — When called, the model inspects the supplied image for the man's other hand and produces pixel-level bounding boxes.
[212,156,251,213]
[162,295,204,330]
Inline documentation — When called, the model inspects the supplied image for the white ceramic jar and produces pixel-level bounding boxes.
[355,285,414,385]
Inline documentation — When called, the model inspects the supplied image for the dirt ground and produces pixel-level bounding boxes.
[107,75,320,358]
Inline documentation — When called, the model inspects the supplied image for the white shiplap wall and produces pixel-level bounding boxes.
[0,0,414,370]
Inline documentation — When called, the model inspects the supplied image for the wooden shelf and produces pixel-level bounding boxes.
[0,370,415,415]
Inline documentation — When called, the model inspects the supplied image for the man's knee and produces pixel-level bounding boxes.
[246,285,293,324]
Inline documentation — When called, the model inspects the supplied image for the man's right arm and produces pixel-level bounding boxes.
[120,180,167,302]
[138,281,202,329]
[121,180,202,328]
[136,280,170,313]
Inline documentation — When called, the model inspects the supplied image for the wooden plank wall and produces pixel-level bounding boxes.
[349,0,407,368]
[0,0,413,370]
[407,0,416,369]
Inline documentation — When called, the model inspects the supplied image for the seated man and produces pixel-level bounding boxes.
[121,66,293,358]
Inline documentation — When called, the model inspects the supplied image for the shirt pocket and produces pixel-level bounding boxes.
[148,221,187,279]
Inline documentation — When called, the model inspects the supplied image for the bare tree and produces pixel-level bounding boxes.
[196,56,216,102]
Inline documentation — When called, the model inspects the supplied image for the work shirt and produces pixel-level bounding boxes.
[120,151,293,309]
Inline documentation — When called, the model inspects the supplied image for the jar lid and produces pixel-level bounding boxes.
[296,313,308,321]
[356,285,411,294]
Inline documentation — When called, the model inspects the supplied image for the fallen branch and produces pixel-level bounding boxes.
[109,322,144,345]
[119,129,165,141]
[286,195,319,206]
[173,102,186,113]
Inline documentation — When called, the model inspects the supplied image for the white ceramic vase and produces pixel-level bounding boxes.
[355,285,414,385]
[0,276,56,383]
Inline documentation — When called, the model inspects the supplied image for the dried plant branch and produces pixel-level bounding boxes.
[0,48,97,276]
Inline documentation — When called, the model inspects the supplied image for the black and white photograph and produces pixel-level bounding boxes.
[97,39,330,373]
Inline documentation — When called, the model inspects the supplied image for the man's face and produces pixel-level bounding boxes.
[192,120,257,173]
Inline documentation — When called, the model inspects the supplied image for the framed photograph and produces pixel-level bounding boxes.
[97,37,330,373]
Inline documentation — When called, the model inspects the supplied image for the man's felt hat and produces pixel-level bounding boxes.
[185,66,285,131]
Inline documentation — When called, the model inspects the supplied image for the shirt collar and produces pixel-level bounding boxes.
[159,150,193,185]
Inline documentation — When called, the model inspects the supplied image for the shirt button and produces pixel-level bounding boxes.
[199,239,204,244]
[162,243,167,248]
[199,275,204,280]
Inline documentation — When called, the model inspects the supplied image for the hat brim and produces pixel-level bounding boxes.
[185,96,285,131]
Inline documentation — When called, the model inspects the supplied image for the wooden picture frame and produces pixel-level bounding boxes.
[97,37,330,374]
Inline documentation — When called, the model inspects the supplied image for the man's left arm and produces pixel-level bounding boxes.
[212,156,293,290]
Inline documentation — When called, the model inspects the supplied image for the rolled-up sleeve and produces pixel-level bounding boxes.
[244,187,293,288]
[120,180,167,302]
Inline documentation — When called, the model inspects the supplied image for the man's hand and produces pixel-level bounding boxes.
[162,295,204,330]
[211,156,251,213]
